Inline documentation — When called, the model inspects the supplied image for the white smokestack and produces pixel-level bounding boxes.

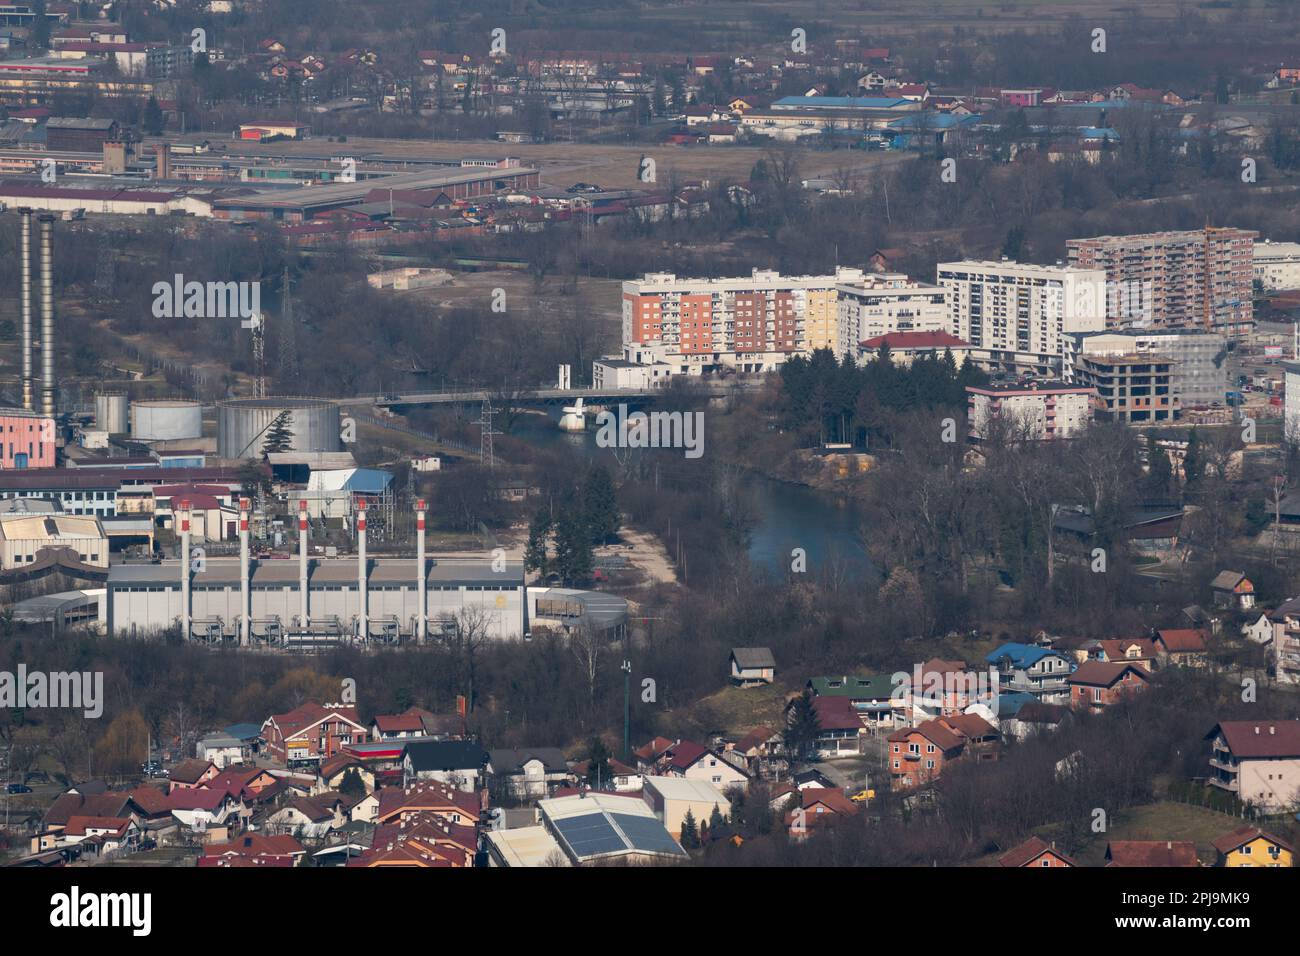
[18,208,33,411]
[179,499,191,640]
[38,213,55,417]
[416,498,426,644]
[357,498,367,642]
[239,497,250,646]
[299,498,309,628]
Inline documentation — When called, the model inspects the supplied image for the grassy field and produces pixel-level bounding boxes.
[218,135,911,193]
[972,800,1255,867]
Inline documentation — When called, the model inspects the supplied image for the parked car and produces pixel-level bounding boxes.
[6,783,32,794]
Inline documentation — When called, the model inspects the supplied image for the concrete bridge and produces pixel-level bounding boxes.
[335,382,750,408]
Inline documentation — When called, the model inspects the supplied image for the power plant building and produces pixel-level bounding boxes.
[105,556,528,642]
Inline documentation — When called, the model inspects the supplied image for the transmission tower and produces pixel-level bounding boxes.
[277,266,300,388]
[252,317,267,399]
[92,231,116,302]
[479,399,501,469]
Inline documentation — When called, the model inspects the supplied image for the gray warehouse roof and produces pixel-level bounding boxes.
[107,557,525,589]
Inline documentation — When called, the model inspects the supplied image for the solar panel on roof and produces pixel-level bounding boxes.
[552,813,625,858]
[610,813,685,856]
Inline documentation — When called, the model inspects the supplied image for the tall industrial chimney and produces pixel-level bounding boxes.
[179,499,191,640]
[298,499,309,628]
[38,213,56,417]
[18,208,33,411]
[416,499,426,644]
[239,497,250,646]
[155,142,171,181]
[356,499,368,642]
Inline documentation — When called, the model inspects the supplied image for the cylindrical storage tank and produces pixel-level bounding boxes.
[95,393,129,434]
[218,397,341,459]
[131,399,203,441]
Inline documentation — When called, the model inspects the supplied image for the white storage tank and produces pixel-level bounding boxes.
[95,393,129,434]
[131,399,203,441]
[218,397,341,459]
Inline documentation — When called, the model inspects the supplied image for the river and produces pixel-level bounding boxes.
[509,410,873,578]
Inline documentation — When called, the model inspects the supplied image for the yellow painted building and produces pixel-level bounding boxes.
[1212,826,1293,867]
[805,287,839,353]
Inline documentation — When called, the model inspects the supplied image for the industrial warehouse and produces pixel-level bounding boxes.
[101,499,627,645]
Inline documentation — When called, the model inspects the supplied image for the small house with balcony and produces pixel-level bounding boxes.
[984,642,1075,701]
[1205,720,1300,812]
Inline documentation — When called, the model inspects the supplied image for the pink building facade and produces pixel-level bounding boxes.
[0,409,55,469]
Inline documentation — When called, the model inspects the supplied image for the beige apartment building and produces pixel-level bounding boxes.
[1207,720,1300,811]
[1066,228,1257,337]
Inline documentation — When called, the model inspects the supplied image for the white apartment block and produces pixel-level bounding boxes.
[936,260,1107,374]
[834,275,948,361]
[1253,240,1300,292]
[1285,361,1300,444]
[966,384,1096,440]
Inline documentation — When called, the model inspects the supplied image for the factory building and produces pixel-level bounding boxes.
[105,556,528,643]
[106,498,629,644]
[0,407,56,468]
[0,510,108,570]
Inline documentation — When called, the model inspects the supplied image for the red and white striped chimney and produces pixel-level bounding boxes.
[238,497,250,646]
[179,499,191,640]
[357,499,367,642]
[298,498,309,628]
[416,498,426,644]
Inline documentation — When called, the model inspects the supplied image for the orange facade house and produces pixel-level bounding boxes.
[999,835,1077,868]
[1067,661,1151,710]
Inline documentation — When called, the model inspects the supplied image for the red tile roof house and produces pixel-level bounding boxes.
[633,736,677,773]
[262,701,370,765]
[1206,720,1300,811]
[887,719,965,791]
[61,816,140,858]
[785,787,859,838]
[43,791,133,833]
[902,658,985,722]
[1083,638,1158,671]
[167,758,219,792]
[165,786,247,833]
[365,813,478,866]
[661,740,751,792]
[998,835,1076,867]
[372,712,427,740]
[1211,825,1294,866]
[1105,840,1199,867]
[1066,661,1152,710]
[1152,628,1210,667]
[811,695,866,757]
[263,794,349,839]
[375,782,484,828]
[198,832,306,867]
[727,726,784,775]
[316,752,375,794]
